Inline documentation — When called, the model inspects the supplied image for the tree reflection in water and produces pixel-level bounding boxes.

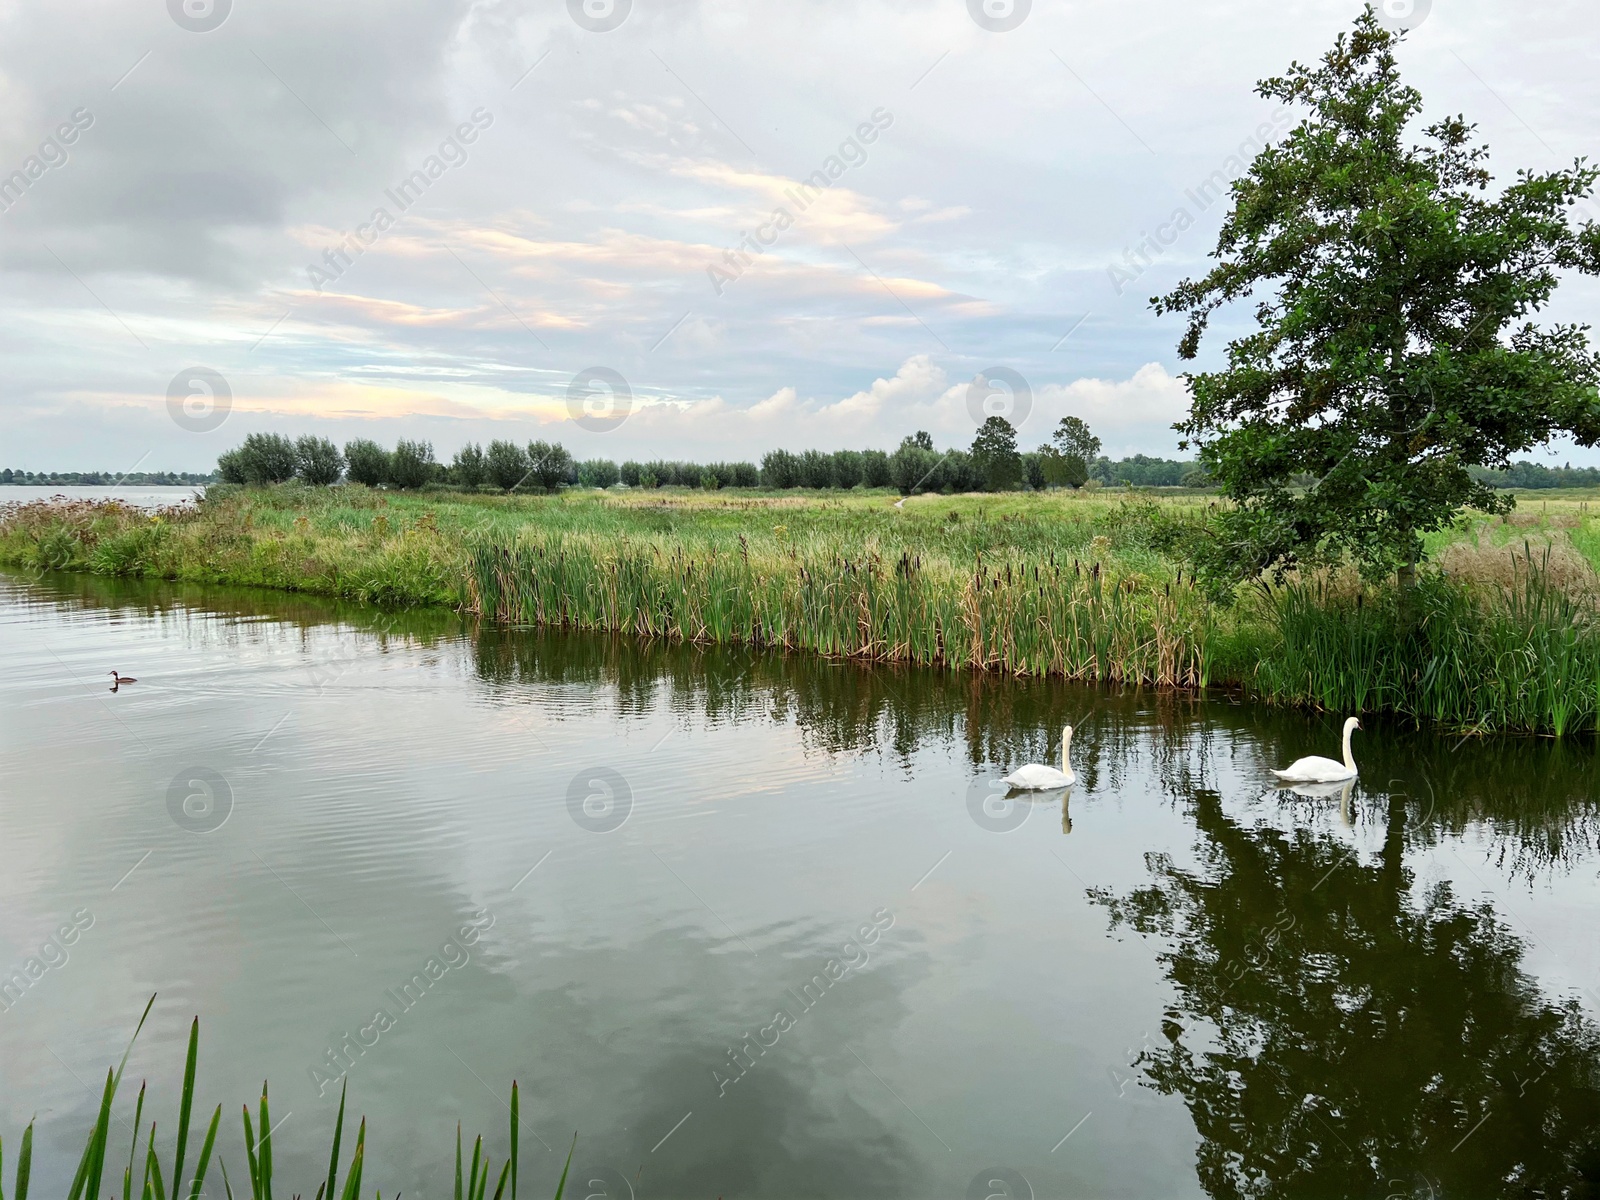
[1092,787,1600,1199]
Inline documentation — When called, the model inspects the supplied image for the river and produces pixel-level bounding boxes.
[2,569,1598,1198]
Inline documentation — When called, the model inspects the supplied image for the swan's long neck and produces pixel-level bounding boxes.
[1061,728,1072,773]
[1342,722,1356,771]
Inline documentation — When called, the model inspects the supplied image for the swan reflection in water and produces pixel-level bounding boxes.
[1275,776,1357,825]
[1011,783,1075,834]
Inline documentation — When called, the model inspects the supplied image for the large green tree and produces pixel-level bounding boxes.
[1155,8,1600,583]
[970,416,1023,490]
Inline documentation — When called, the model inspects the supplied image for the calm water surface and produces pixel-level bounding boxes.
[3,570,1599,1198]
[1,485,204,508]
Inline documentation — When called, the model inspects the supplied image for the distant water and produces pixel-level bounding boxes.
[1,484,205,509]
[3,569,1599,1198]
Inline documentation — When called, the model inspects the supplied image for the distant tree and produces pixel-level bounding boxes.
[485,439,529,491]
[1156,9,1600,585]
[215,449,246,484]
[860,449,892,488]
[889,436,942,495]
[1050,416,1102,465]
[943,449,978,493]
[293,436,344,486]
[909,430,934,451]
[344,439,391,487]
[797,450,833,489]
[1021,450,1045,490]
[831,450,864,489]
[638,468,659,489]
[1039,447,1089,489]
[970,417,1023,490]
[219,433,297,485]
[525,440,572,492]
[577,458,620,488]
[761,449,801,488]
[618,460,644,487]
[452,443,487,490]
[388,440,436,489]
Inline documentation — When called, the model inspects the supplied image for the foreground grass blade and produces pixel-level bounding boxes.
[509,1084,518,1200]
[172,1019,199,1197]
[323,1080,346,1200]
[335,1121,364,1200]
[551,1137,574,1200]
[16,1122,34,1200]
[145,1123,168,1200]
[257,1087,272,1200]
[490,1161,510,1200]
[77,996,158,1200]
[187,1106,222,1200]
[126,1084,147,1200]
[241,1107,259,1200]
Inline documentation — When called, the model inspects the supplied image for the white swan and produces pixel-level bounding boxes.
[1272,716,1360,783]
[1003,726,1075,790]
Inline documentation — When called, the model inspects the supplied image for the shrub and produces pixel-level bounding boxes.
[295,436,344,485]
[619,460,643,487]
[345,439,391,486]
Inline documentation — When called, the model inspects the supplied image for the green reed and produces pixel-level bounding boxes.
[1,999,572,1200]
[467,532,1216,687]
[1253,546,1600,734]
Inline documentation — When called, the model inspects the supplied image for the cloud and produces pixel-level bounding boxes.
[5,0,1599,468]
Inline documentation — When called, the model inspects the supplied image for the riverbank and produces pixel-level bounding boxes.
[4,484,1599,733]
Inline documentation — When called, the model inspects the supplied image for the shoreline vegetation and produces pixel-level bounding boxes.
[1,997,573,1200]
[5,484,1600,735]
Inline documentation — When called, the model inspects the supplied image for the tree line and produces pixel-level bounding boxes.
[212,423,1203,495]
[1469,461,1600,489]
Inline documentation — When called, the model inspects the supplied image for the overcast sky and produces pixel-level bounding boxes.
[1,0,1596,472]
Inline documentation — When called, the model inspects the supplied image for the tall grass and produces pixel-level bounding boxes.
[1,1000,572,1200]
[1254,545,1600,734]
[466,533,1216,686]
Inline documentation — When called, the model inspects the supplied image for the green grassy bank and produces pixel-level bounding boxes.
[5,484,1600,734]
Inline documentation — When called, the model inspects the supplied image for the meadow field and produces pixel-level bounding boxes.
[5,483,1600,734]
